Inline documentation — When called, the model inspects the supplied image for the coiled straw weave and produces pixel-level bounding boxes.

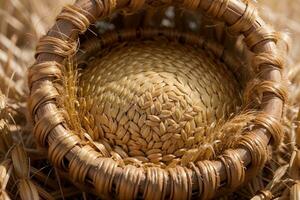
[78,31,242,167]
[28,0,287,199]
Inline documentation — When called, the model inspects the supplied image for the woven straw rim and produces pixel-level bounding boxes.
[28,0,287,199]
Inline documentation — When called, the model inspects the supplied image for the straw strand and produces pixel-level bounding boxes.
[35,36,77,58]
[57,5,92,34]
[227,2,257,35]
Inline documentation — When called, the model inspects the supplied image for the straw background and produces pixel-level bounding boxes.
[0,0,299,199]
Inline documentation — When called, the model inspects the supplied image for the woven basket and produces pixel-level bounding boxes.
[28,0,287,199]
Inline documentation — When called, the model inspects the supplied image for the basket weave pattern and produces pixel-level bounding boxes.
[78,36,241,167]
[28,0,287,199]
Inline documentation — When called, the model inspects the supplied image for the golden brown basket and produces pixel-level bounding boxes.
[28,0,287,199]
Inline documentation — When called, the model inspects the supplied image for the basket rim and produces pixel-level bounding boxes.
[28,0,287,199]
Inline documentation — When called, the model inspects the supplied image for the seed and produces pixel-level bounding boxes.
[150,157,162,163]
[129,121,140,132]
[172,109,181,122]
[163,93,169,102]
[152,89,161,98]
[141,126,150,138]
[115,139,123,146]
[116,110,125,121]
[127,106,136,120]
[168,93,180,101]
[122,145,129,153]
[137,138,147,146]
[122,133,130,143]
[193,106,202,113]
[142,101,152,109]
[153,133,161,142]
[98,114,109,125]
[146,149,161,155]
[109,120,117,133]
[88,114,95,128]
[129,150,145,157]
[130,132,140,142]
[162,140,172,150]
[106,133,117,140]
[128,145,140,151]
[147,141,154,149]
[172,134,181,140]
[159,122,166,134]
[148,115,161,122]
[103,100,111,114]
[145,92,152,101]
[147,153,162,160]
[155,101,162,113]
[181,149,199,165]
[133,112,140,124]
[145,134,152,143]
[166,119,176,126]
[166,144,176,154]
[138,114,147,127]
[176,83,188,94]
[119,115,129,125]
[150,104,156,115]
[116,126,126,138]
[111,107,119,118]
[190,120,196,130]
[161,133,173,142]
[167,124,179,133]
[181,100,188,109]
[127,140,139,148]
[160,110,172,118]
[184,122,191,135]
[181,129,188,141]
[102,125,110,133]
[184,113,194,121]
[152,126,161,135]
[138,97,144,107]
[145,120,159,127]
[145,107,151,115]
[162,154,176,162]
[97,125,104,138]
[151,142,162,149]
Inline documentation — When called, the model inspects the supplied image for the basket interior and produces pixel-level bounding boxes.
[59,12,254,168]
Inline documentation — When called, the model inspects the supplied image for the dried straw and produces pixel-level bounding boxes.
[0,0,300,199]
[28,0,288,199]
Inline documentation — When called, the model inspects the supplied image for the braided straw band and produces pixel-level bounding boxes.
[29,0,286,199]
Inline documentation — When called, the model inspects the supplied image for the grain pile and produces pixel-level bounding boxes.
[0,0,300,199]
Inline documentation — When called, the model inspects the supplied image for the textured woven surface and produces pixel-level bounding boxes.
[2,0,300,199]
[27,0,288,199]
[78,39,241,167]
